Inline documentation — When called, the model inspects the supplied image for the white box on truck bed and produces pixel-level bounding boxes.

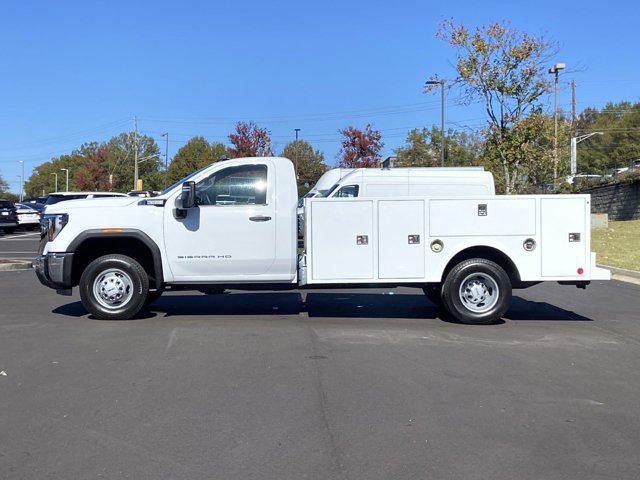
[302,194,608,285]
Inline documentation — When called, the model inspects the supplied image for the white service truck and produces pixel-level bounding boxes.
[35,156,610,324]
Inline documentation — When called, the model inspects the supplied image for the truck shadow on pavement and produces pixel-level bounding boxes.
[52,291,591,322]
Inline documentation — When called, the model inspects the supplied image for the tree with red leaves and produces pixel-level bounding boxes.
[337,124,384,168]
[228,121,272,158]
[74,146,112,191]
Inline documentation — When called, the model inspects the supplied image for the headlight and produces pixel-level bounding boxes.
[41,214,69,241]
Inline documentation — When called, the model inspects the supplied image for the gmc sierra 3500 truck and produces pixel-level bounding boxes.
[35,156,610,324]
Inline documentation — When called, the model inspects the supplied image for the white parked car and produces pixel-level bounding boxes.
[15,203,41,229]
[35,157,609,324]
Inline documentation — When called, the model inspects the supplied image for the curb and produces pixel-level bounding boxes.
[599,264,640,286]
[0,261,33,272]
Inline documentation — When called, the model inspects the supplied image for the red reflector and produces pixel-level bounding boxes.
[577,268,584,275]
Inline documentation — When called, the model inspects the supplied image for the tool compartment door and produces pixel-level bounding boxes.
[540,197,588,277]
[310,200,374,280]
[378,200,425,279]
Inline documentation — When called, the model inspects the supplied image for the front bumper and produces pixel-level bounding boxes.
[0,220,18,228]
[34,252,74,290]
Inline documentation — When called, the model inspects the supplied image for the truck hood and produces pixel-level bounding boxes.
[44,196,141,214]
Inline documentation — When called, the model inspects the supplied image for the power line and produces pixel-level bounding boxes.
[0,118,130,152]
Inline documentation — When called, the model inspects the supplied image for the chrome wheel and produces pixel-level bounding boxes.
[92,268,134,310]
[458,273,500,313]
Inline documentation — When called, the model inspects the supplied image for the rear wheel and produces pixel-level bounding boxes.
[441,258,511,324]
[79,254,149,320]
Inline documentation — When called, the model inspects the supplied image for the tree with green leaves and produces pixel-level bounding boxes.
[480,112,570,193]
[395,126,481,167]
[0,172,10,193]
[104,132,160,191]
[166,136,227,185]
[428,19,558,193]
[24,132,162,196]
[281,140,327,195]
[575,101,640,174]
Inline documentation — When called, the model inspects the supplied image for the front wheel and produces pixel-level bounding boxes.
[79,254,149,320]
[441,258,511,325]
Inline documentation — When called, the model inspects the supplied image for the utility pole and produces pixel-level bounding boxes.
[51,173,58,192]
[161,132,169,189]
[548,63,565,187]
[571,79,576,136]
[60,168,69,192]
[18,160,24,201]
[133,116,139,191]
[294,128,301,140]
[425,79,446,166]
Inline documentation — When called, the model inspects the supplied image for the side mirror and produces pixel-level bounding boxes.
[180,181,197,209]
[174,181,196,219]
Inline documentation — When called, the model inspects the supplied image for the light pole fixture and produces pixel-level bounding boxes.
[548,63,566,187]
[426,79,445,166]
[570,132,603,176]
[294,128,301,140]
[60,168,69,192]
[51,172,58,192]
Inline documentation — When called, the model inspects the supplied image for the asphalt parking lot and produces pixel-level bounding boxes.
[0,229,39,261]
[1,267,640,479]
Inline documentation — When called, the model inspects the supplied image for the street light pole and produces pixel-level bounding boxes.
[570,132,603,176]
[51,173,58,192]
[294,128,301,140]
[548,63,565,187]
[60,168,69,192]
[426,79,446,166]
[19,160,24,201]
[133,116,139,191]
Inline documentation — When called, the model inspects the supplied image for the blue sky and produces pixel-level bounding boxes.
[1,0,638,193]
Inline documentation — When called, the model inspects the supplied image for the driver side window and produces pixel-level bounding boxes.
[334,185,359,198]
[196,164,268,206]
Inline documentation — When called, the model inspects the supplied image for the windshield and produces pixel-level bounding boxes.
[323,183,340,197]
[0,200,13,208]
[159,164,211,196]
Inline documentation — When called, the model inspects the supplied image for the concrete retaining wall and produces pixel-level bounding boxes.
[581,182,640,221]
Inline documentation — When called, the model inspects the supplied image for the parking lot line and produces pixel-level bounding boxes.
[0,232,40,240]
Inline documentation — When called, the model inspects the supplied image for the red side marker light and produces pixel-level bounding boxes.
[577,267,584,275]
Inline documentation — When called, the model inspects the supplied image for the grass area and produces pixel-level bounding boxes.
[591,219,640,271]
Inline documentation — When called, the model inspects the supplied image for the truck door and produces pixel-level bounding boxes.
[540,197,588,277]
[378,200,425,279]
[163,161,277,280]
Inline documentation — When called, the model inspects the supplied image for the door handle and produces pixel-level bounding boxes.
[249,215,272,222]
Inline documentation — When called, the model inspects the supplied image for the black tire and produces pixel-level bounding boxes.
[144,289,163,306]
[4,227,15,234]
[422,284,442,306]
[441,258,511,325]
[79,254,149,320]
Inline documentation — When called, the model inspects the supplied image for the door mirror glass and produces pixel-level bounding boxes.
[179,181,196,209]
[174,181,196,219]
